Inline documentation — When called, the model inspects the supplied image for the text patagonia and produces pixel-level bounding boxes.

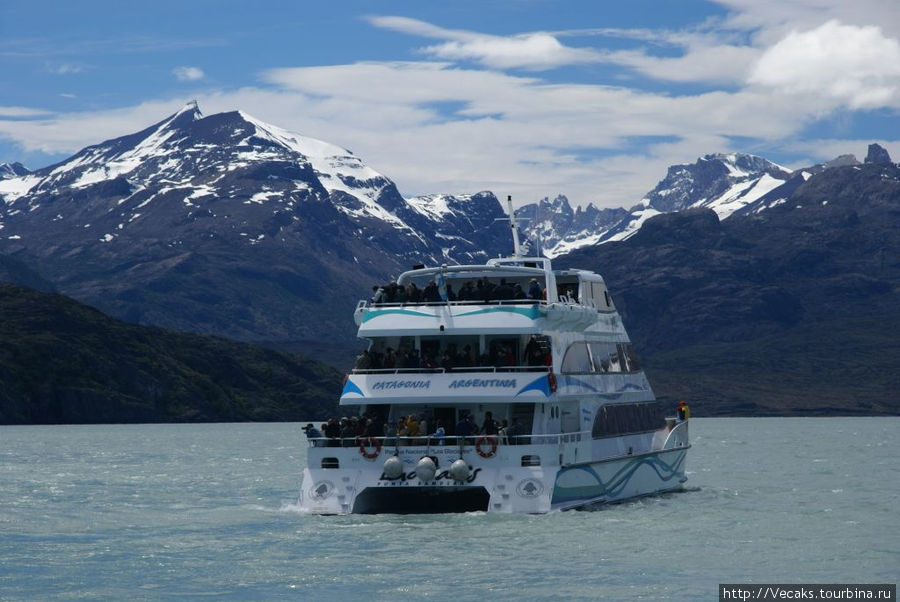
[372,380,431,390]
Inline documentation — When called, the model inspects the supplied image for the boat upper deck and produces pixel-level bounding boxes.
[356,257,616,336]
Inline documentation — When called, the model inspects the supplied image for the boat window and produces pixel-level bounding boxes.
[591,402,665,438]
[588,342,642,373]
[556,283,579,303]
[622,344,641,371]
[561,342,592,373]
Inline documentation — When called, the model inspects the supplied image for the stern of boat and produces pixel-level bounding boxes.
[298,438,560,514]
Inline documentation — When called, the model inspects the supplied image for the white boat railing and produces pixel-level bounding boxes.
[304,431,590,449]
[350,365,551,375]
[364,299,548,308]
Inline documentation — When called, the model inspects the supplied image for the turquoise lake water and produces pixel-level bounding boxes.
[1,418,897,600]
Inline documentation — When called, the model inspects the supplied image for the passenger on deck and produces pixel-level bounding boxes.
[513,283,526,299]
[478,351,493,367]
[458,280,476,301]
[478,277,495,302]
[383,420,398,446]
[498,419,509,444]
[324,417,341,446]
[397,418,410,444]
[492,278,514,300]
[460,345,475,367]
[401,348,421,369]
[404,415,420,444]
[441,349,455,371]
[406,283,421,303]
[525,336,543,366]
[365,413,384,438]
[505,418,522,444]
[370,285,385,305]
[395,284,408,303]
[340,418,355,447]
[481,411,498,436]
[383,347,396,370]
[302,423,323,446]
[354,349,372,370]
[528,278,542,300]
[455,413,474,443]
[433,420,446,445]
[423,280,441,302]
[417,414,428,444]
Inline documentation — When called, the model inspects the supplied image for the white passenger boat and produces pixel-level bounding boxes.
[298,200,690,514]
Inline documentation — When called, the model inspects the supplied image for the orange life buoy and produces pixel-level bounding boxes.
[358,436,382,460]
[547,372,557,392]
[475,435,497,458]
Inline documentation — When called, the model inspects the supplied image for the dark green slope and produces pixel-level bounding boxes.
[0,284,343,424]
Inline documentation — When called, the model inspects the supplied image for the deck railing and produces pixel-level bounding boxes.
[363,299,548,309]
[350,365,550,375]
[304,431,589,449]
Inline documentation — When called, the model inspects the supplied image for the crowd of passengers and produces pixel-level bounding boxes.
[370,276,545,305]
[354,336,550,372]
[303,410,529,447]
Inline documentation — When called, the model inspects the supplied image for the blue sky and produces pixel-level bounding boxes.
[1,0,898,208]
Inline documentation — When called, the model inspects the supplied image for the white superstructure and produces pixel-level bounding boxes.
[298,202,689,514]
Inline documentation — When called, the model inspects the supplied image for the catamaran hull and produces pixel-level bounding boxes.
[297,446,688,514]
[550,447,688,510]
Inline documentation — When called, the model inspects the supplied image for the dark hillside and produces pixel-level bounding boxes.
[0,284,342,424]
[559,162,900,415]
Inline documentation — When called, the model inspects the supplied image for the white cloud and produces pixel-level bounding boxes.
[0,106,53,118]
[747,20,900,109]
[47,63,84,75]
[3,8,899,211]
[0,58,851,208]
[600,44,760,84]
[173,66,205,81]
[712,0,900,41]
[368,16,602,70]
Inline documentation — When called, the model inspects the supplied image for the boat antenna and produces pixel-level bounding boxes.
[495,195,525,258]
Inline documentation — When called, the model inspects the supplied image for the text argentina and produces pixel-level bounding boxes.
[449,378,517,389]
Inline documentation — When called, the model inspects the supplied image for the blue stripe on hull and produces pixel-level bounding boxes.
[551,449,687,506]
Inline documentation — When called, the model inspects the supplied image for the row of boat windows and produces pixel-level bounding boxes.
[592,402,665,438]
[561,342,641,374]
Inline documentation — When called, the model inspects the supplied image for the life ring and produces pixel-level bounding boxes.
[475,435,497,458]
[358,436,382,460]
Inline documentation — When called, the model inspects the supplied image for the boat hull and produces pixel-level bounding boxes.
[298,443,688,514]
[550,447,688,510]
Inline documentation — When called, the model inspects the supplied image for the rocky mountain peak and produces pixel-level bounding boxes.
[824,154,860,168]
[0,162,30,180]
[865,143,892,165]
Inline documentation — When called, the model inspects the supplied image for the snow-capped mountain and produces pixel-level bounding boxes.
[591,153,796,245]
[0,100,893,355]
[0,102,508,265]
[0,162,30,180]
[514,195,628,258]
[0,102,512,345]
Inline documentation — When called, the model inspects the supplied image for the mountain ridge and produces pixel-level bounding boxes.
[0,104,897,418]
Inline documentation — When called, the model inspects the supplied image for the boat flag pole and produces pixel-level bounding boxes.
[507,195,523,257]
[494,195,527,258]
